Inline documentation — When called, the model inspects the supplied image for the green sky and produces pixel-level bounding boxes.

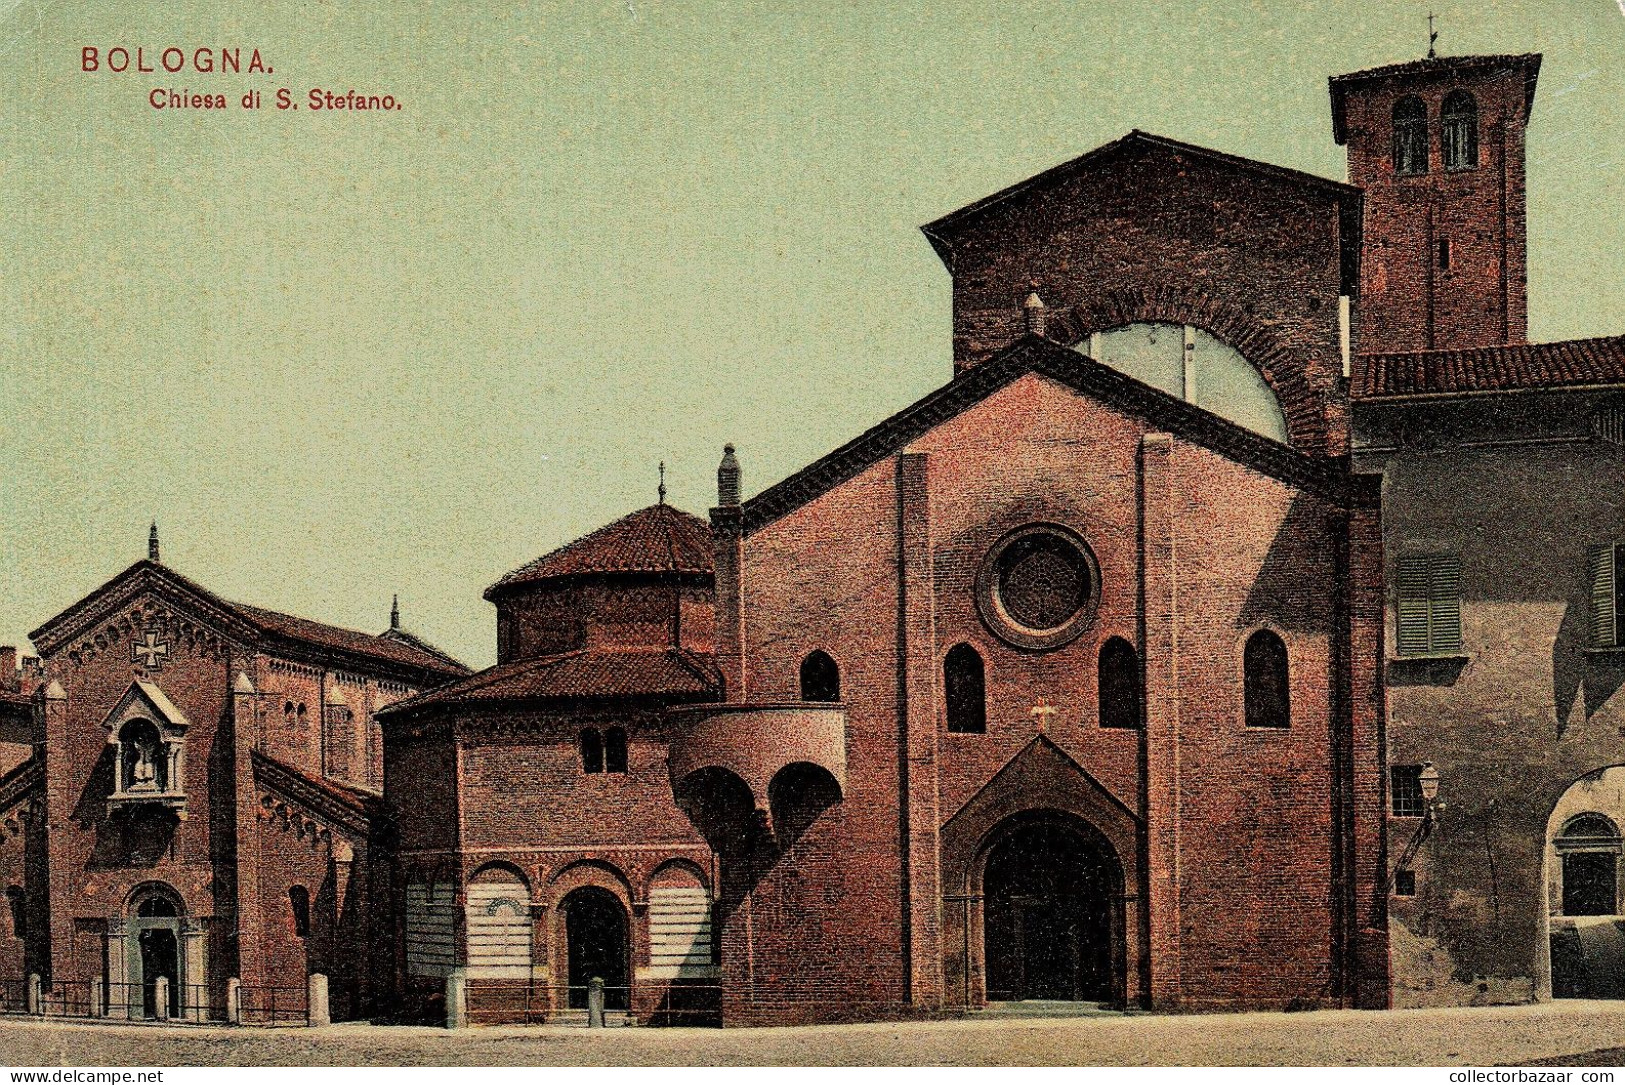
[2,0,1621,668]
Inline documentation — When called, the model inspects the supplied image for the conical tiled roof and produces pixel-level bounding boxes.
[485,504,713,598]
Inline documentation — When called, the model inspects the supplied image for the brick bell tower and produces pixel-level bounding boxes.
[1331,51,1541,355]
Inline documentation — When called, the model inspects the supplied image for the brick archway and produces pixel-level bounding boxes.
[940,736,1145,1010]
[1049,287,1331,454]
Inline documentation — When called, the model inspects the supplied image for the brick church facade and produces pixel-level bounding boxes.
[5,47,1625,1026]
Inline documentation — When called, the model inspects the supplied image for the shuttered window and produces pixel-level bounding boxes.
[1591,544,1625,648]
[466,872,533,979]
[647,885,716,978]
[1396,554,1463,656]
[405,884,457,977]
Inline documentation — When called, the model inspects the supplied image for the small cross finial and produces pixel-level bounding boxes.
[1427,12,1438,59]
[658,461,667,505]
[1030,699,1059,733]
[390,594,400,631]
[148,521,160,564]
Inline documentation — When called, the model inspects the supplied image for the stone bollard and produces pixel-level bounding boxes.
[154,977,170,1021]
[587,976,605,1028]
[444,970,466,1030]
[25,973,40,1015]
[91,977,104,1018]
[307,973,330,1027]
[226,978,241,1025]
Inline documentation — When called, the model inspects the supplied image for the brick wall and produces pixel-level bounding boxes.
[730,373,1384,1019]
[1340,63,1531,354]
[936,139,1352,457]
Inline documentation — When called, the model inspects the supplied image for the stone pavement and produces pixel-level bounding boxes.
[6,1000,1625,1066]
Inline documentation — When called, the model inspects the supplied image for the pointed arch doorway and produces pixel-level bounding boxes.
[981,811,1121,1002]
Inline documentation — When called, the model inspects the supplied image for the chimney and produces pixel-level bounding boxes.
[1023,291,1047,338]
[717,444,741,507]
[390,594,401,631]
[148,521,161,564]
[0,647,15,692]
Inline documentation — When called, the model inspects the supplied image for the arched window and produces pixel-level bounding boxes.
[1243,630,1290,729]
[1564,813,1622,841]
[288,886,310,937]
[580,728,604,774]
[799,651,840,702]
[1083,323,1288,443]
[135,894,179,918]
[604,726,628,774]
[5,887,24,939]
[1442,90,1478,171]
[945,643,986,734]
[1392,96,1428,176]
[1098,638,1141,730]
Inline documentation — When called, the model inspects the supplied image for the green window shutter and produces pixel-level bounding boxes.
[1593,544,1620,648]
[1428,554,1463,652]
[1397,556,1432,656]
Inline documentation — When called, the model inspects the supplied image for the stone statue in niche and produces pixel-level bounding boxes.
[120,723,166,794]
[131,738,158,790]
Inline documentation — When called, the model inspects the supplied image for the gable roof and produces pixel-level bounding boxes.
[739,335,1358,536]
[920,129,1361,264]
[103,680,190,733]
[1330,53,1541,145]
[0,758,42,816]
[485,503,712,600]
[377,645,720,719]
[28,560,469,684]
[1353,335,1625,399]
[252,749,377,836]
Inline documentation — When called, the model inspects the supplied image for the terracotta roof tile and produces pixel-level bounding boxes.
[486,504,713,598]
[232,602,469,678]
[380,646,720,716]
[28,560,469,682]
[1354,336,1625,398]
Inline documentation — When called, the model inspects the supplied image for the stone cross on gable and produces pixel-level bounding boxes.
[132,629,168,669]
[1030,699,1058,733]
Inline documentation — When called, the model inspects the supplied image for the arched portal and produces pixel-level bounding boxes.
[561,886,629,1010]
[1545,768,1625,999]
[980,811,1122,1003]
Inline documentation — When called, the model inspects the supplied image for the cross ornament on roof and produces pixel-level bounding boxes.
[1030,699,1058,733]
[133,629,168,670]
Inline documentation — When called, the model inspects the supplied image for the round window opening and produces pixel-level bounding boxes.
[977,524,1100,649]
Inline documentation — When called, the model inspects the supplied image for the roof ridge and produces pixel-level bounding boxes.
[485,503,712,598]
[28,560,467,678]
[1358,333,1625,359]
[921,129,1358,252]
[739,336,1352,534]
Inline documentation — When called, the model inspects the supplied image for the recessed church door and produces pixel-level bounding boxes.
[984,813,1117,1002]
[562,886,630,1011]
[127,890,185,1020]
[137,927,180,1018]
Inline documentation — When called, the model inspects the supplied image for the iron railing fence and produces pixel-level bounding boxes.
[238,984,308,1026]
[646,983,722,1028]
[463,983,636,1026]
[37,979,95,1018]
[103,981,222,1023]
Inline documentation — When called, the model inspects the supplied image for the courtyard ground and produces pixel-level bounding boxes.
[7,1001,1625,1066]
